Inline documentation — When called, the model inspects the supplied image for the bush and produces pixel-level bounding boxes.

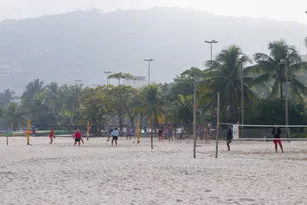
[290,133,307,138]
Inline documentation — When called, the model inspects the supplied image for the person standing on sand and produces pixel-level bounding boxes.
[73,130,82,146]
[226,125,233,151]
[158,128,163,142]
[272,123,283,153]
[168,125,173,141]
[49,128,55,144]
[111,128,119,146]
[205,125,210,144]
[126,126,132,140]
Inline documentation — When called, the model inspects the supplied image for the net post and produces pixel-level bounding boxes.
[137,120,140,143]
[27,120,31,145]
[7,121,13,145]
[86,121,90,141]
[193,80,197,159]
[215,93,220,158]
[150,111,153,150]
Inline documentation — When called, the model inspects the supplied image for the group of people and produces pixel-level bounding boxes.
[48,129,85,146]
[47,123,285,153]
[225,123,284,153]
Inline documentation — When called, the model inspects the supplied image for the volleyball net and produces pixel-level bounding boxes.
[219,123,307,141]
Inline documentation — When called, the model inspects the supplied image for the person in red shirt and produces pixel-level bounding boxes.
[73,130,82,146]
[49,128,55,144]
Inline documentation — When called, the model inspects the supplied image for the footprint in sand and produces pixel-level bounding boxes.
[239,198,255,202]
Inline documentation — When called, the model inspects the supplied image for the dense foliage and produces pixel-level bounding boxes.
[1,40,307,135]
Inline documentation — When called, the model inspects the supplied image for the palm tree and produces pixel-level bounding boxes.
[5,102,27,130]
[67,83,84,112]
[0,108,3,117]
[21,79,44,111]
[0,89,16,108]
[21,79,44,100]
[29,92,55,125]
[57,109,76,126]
[44,82,60,114]
[251,40,307,101]
[137,84,164,129]
[108,72,134,85]
[169,94,193,124]
[199,45,257,121]
[124,89,141,127]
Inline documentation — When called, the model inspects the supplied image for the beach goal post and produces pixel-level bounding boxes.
[27,120,31,145]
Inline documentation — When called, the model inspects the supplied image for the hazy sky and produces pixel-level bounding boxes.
[1,0,307,23]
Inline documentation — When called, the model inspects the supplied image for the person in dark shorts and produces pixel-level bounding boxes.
[73,130,82,146]
[111,128,119,146]
[158,128,163,142]
[226,125,233,151]
[126,126,132,140]
[272,123,283,153]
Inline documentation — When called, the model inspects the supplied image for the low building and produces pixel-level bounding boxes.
[122,76,146,88]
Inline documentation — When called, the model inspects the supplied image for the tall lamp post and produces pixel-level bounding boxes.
[144,59,154,85]
[204,40,218,63]
[104,71,112,86]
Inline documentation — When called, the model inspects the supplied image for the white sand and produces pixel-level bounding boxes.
[0,137,307,205]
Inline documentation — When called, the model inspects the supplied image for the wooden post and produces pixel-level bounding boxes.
[7,121,13,145]
[215,93,220,158]
[87,121,90,141]
[27,120,31,145]
[137,120,140,143]
[151,111,153,150]
[193,80,197,158]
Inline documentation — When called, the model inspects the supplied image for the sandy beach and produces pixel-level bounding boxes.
[0,137,307,205]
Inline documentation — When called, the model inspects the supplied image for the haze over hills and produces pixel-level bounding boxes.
[0,7,307,94]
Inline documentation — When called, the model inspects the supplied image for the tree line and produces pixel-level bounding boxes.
[1,39,307,135]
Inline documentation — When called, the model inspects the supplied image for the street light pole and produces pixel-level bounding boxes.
[204,40,218,63]
[144,59,154,85]
[104,71,112,86]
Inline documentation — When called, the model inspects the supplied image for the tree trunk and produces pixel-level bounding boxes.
[233,89,238,122]
[280,81,283,99]
[130,116,135,127]
[154,110,159,134]
[230,92,236,122]
[127,110,135,127]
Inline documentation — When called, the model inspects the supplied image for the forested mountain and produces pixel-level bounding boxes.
[0,7,307,94]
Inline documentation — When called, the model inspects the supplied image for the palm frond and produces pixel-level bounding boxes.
[270,77,280,99]
[249,73,270,87]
